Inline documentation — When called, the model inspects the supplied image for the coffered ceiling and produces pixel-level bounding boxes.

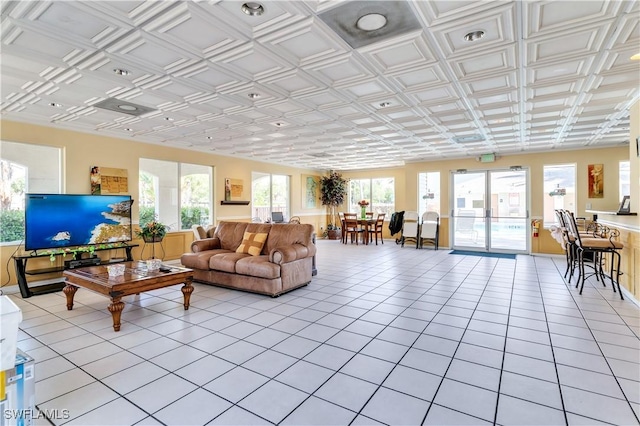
[1,1,639,170]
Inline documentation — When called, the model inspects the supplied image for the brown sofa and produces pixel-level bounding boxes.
[180,221,316,297]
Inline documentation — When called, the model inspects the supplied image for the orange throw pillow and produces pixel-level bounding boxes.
[236,232,268,256]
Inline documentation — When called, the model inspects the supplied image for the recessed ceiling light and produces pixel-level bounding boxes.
[113,68,130,76]
[49,102,61,107]
[379,102,391,108]
[241,2,264,16]
[631,53,640,61]
[248,93,260,99]
[117,104,137,111]
[356,13,387,31]
[463,30,485,42]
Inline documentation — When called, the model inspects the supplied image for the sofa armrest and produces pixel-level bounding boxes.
[269,243,316,264]
[191,238,221,253]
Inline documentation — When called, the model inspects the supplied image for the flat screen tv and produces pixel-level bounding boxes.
[25,194,133,251]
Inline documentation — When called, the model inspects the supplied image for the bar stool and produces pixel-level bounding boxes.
[564,211,624,299]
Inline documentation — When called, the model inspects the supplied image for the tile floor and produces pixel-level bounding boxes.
[8,240,640,425]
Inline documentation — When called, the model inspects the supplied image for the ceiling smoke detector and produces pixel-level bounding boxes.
[241,2,264,16]
[464,30,485,42]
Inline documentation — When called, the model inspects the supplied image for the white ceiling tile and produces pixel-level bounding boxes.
[1,0,638,170]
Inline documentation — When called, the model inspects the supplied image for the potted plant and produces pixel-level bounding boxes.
[136,219,168,243]
[320,170,348,240]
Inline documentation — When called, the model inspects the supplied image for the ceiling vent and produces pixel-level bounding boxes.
[453,134,485,144]
[318,1,421,49]
[93,98,157,117]
[306,152,333,158]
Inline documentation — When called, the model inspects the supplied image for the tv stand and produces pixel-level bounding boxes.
[13,244,137,298]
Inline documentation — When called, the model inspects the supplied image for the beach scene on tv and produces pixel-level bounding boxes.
[25,194,133,251]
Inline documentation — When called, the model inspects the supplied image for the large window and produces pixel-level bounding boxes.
[349,178,395,216]
[418,172,441,216]
[543,164,576,226]
[139,159,212,230]
[252,172,290,222]
[0,141,61,244]
[619,161,630,199]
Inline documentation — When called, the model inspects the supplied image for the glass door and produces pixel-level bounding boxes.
[451,169,529,253]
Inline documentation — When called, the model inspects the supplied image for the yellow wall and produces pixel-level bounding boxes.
[0,120,325,287]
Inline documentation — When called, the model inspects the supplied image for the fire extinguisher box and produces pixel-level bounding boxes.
[0,349,35,426]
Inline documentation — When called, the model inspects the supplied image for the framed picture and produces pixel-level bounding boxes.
[587,164,603,198]
[617,196,631,214]
[90,166,128,194]
[302,175,320,209]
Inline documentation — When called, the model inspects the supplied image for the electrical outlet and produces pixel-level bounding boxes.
[586,202,592,210]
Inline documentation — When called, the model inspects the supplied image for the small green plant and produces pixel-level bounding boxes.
[136,218,167,241]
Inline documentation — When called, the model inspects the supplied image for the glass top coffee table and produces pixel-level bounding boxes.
[63,261,194,332]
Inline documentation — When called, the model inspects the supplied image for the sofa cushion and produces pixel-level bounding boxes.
[214,222,249,251]
[236,232,268,256]
[210,252,251,273]
[236,256,280,279]
[181,249,233,270]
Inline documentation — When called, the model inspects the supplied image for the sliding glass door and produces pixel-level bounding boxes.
[451,168,529,253]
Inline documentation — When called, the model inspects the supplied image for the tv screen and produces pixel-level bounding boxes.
[25,194,133,251]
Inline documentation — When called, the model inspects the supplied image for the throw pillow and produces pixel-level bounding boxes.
[236,232,268,256]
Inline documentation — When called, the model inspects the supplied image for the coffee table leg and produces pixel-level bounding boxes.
[108,297,125,332]
[63,284,78,310]
[181,277,194,310]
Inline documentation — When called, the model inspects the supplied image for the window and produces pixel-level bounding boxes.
[619,161,630,199]
[139,159,212,230]
[543,164,576,226]
[349,178,395,216]
[252,172,290,222]
[0,141,61,244]
[418,172,441,216]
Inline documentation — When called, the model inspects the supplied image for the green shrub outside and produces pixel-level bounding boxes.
[139,206,210,230]
[0,210,25,243]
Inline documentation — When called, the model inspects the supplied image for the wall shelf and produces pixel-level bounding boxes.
[220,200,250,205]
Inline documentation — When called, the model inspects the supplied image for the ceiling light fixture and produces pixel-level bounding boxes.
[164,117,173,121]
[631,53,640,61]
[463,30,485,42]
[379,102,391,108]
[274,122,285,127]
[117,104,137,111]
[124,128,133,132]
[356,13,387,31]
[113,68,130,76]
[248,93,260,99]
[49,102,61,107]
[241,2,264,16]
[207,136,213,140]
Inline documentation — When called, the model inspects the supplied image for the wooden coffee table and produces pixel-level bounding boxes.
[63,261,194,332]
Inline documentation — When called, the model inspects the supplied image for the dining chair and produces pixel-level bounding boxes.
[401,211,420,248]
[369,213,386,245]
[343,213,364,244]
[418,211,439,250]
[339,212,347,244]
